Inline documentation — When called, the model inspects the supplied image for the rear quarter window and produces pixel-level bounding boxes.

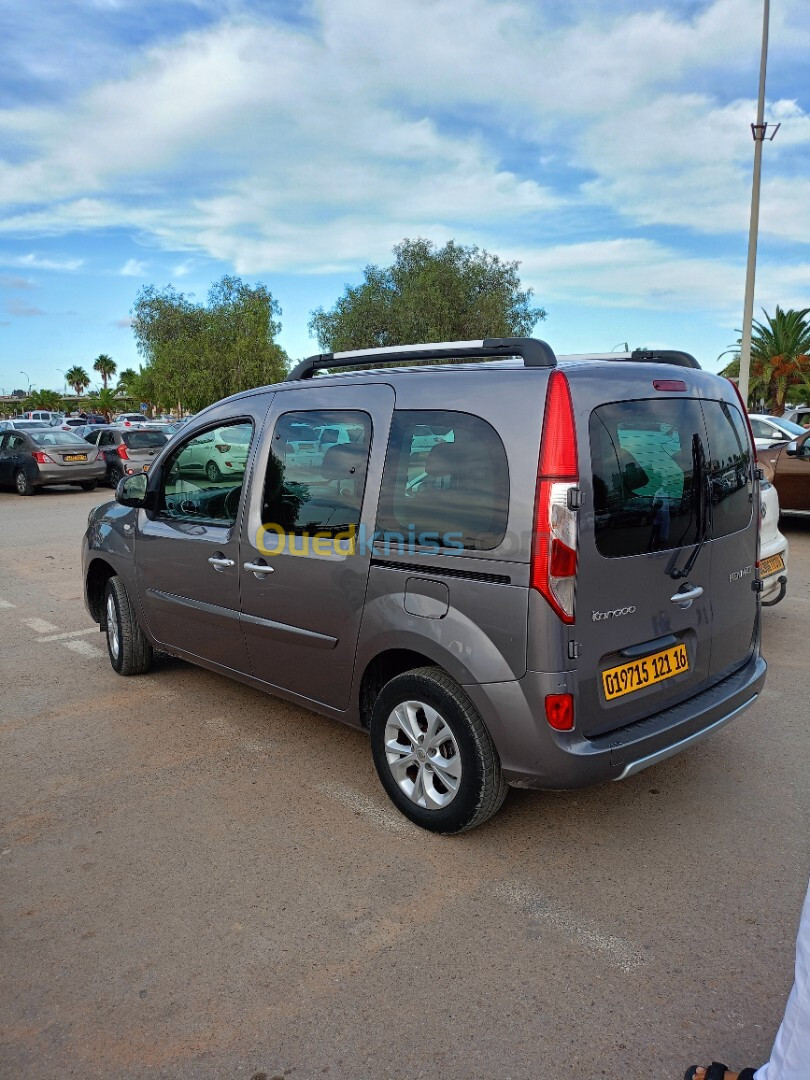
[701,400,753,537]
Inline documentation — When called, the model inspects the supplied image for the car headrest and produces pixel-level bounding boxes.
[424,440,459,477]
[320,443,366,480]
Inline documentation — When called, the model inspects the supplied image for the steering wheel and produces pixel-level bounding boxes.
[224,485,242,521]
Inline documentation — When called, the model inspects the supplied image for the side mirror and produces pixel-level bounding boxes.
[786,441,798,456]
[116,472,148,508]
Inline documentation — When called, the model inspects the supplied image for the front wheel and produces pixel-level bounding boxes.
[14,469,35,496]
[370,666,507,834]
[104,577,153,675]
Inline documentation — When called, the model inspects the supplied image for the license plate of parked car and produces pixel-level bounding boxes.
[760,553,785,577]
[602,643,689,701]
[64,454,87,462]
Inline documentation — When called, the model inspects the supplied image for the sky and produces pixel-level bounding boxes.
[0,0,808,396]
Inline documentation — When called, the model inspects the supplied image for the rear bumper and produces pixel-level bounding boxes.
[36,461,106,485]
[463,650,767,790]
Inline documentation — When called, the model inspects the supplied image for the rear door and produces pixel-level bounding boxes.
[765,431,810,511]
[240,382,395,710]
[575,389,715,738]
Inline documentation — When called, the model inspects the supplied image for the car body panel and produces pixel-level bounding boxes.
[760,430,810,515]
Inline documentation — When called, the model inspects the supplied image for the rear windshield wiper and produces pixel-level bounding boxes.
[670,434,711,580]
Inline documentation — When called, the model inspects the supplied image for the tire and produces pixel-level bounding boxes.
[80,480,98,492]
[370,666,507,834]
[104,576,153,676]
[205,460,221,482]
[14,469,35,496]
[108,465,124,488]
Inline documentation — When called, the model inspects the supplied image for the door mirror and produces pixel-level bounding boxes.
[786,441,798,456]
[116,472,148,507]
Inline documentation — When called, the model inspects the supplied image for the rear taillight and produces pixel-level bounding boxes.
[214,442,231,452]
[117,444,129,460]
[32,451,55,464]
[531,371,578,624]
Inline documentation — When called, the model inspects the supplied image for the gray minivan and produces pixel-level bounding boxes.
[82,339,766,832]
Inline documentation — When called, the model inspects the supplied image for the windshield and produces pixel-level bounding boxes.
[769,417,806,436]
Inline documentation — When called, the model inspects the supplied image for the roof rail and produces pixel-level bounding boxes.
[285,337,557,381]
[630,349,701,369]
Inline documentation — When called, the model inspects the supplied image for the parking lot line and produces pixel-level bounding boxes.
[23,617,60,634]
[62,639,106,659]
[37,627,98,643]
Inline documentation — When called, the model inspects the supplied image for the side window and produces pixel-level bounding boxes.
[100,432,116,447]
[261,410,372,535]
[8,434,27,451]
[590,400,704,557]
[748,419,768,439]
[376,410,509,551]
[702,401,753,537]
[160,420,254,525]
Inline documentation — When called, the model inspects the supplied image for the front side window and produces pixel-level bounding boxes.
[261,410,372,534]
[590,400,704,557]
[376,410,509,551]
[160,420,254,525]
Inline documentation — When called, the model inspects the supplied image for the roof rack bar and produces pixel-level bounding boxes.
[630,349,701,369]
[285,337,557,381]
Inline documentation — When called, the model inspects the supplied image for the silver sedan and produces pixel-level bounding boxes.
[0,429,107,495]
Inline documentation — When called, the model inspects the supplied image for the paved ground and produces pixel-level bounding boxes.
[1,486,808,1080]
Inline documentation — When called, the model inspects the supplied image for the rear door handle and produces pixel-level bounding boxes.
[670,585,703,607]
[244,561,274,577]
[208,556,235,570]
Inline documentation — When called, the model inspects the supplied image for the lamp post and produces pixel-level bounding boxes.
[20,371,30,394]
[738,0,779,406]
[610,342,630,352]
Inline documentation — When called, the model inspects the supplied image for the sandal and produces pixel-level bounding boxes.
[684,1065,758,1080]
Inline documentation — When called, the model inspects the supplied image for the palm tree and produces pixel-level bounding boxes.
[88,387,118,422]
[64,365,90,397]
[116,368,138,394]
[93,353,117,390]
[718,306,810,413]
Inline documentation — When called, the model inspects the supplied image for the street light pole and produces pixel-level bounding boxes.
[20,371,30,393]
[738,0,779,406]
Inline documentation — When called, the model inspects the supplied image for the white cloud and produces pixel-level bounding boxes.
[120,258,147,276]
[0,252,83,271]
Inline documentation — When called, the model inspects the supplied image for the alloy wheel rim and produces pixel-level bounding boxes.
[384,700,462,810]
[106,593,120,660]
[15,472,27,493]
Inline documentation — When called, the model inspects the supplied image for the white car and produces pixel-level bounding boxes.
[175,424,251,482]
[759,474,788,606]
[114,412,148,427]
[748,413,807,450]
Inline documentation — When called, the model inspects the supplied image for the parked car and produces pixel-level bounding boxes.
[0,419,50,432]
[113,412,148,427]
[24,410,61,423]
[760,431,810,517]
[171,424,251,481]
[53,416,93,432]
[748,413,807,450]
[73,424,111,441]
[83,340,766,834]
[758,474,788,605]
[781,405,810,427]
[83,427,169,487]
[0,429,105,494]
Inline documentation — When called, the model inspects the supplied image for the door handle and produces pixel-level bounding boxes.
[670,585,703,608]
[244,561,275,577]
[208,555,235,570]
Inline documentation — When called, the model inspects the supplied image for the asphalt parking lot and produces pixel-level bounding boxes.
[1,488,809,1080]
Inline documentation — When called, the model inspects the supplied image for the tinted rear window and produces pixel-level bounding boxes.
[702,401,752,537]
[123,431,168,449]
[590,400,703,558]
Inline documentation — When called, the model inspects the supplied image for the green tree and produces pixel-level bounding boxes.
[116,368,139,394]
[93,353,117,390]
[131,276,288,413]
[308,238,545,353]
[24,388,62,411]
[719,306,810,413]
[64,365,90,397]
[86,387,119,422]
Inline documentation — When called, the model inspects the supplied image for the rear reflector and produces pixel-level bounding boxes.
[653,379,687,392]
[545,693,574,731]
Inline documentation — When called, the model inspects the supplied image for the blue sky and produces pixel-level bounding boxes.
[1,0,808,395]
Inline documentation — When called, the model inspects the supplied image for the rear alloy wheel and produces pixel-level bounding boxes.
[205,460,221,482]
[108,465,124,488]
[370,666,508,834]
[104,576,153,675]
[14,469,35,496]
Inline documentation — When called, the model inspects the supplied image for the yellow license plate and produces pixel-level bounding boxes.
[64,454,87,462]
[760,553,785,577]
[602,643,689,701]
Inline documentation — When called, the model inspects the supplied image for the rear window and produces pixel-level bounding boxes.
[702,401,752,537]
[590,400,703,558]
[123,431,168,449]
[31,431,88,446]
[376,410,509,551]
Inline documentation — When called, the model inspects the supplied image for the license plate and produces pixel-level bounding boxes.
[760,553,785,577]
[63,454,87,462]
[602,643,689,702]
